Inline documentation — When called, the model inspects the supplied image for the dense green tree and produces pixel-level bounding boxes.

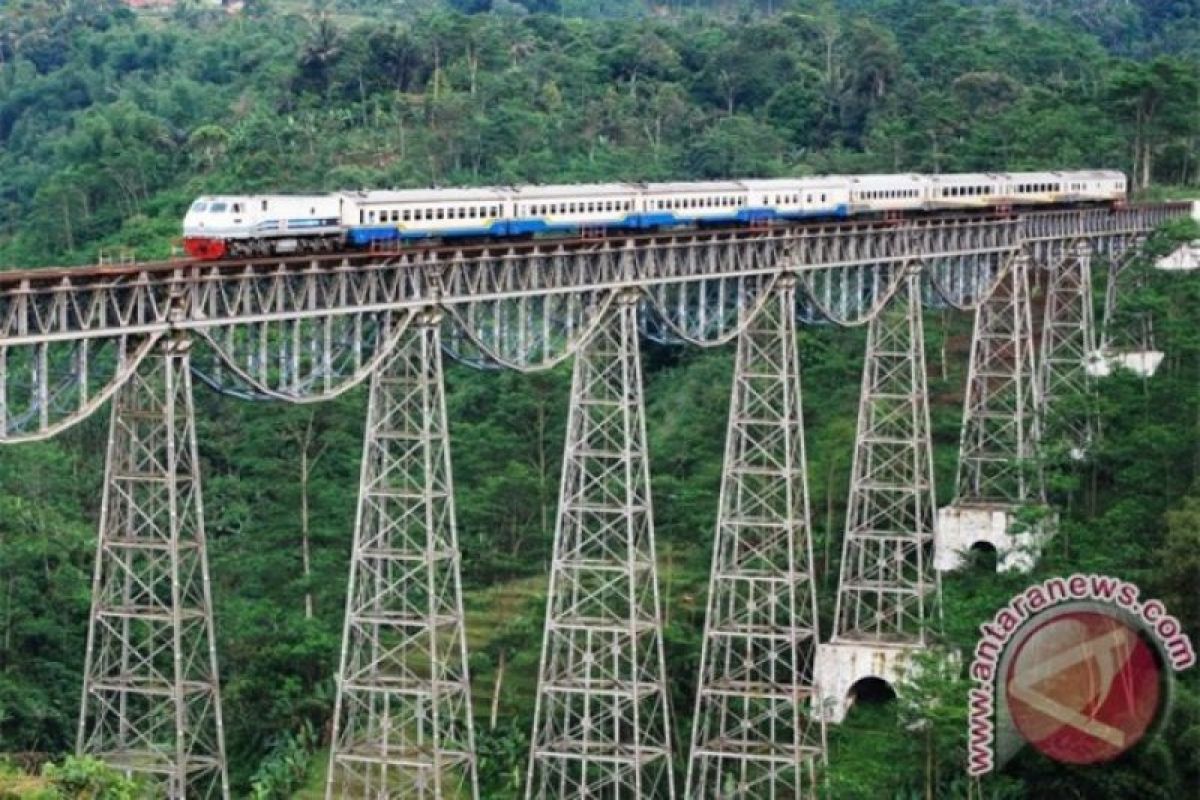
[0,1,1197,796]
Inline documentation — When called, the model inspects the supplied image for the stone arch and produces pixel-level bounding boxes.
[968,540,999,571]
[847,675,897,709]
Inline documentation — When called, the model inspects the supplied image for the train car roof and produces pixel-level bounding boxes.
[643,180,747,194]
[926,173,1012,183]
[1013,169,1124,180]
[846,174,928,184]
[192,194,335,202]
[342,188,508,204]
[741,177,846,189]
[512,183,638,198]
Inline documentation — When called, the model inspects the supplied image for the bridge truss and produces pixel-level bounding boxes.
[0,203,1187,798]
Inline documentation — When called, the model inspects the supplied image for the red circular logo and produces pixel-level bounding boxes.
[1005,609,1163,764]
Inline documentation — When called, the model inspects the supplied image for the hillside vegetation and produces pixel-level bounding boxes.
[0,1,1198,798]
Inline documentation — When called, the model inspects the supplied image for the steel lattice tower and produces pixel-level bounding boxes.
[1039,242,1097,455]
[814,271,938,723]
[686,278,825,799]
[831,271,937,644]
[935,255,1049,573]
[955,255,1043,506]
[326,311,478,799]
[77,338,229,799]
[526,292,675,799]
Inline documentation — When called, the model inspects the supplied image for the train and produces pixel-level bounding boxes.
[181,170,1127,260]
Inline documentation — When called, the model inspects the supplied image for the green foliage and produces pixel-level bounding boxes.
[0,1,1197,798]
[0,0,1196,267]
[248,722,318,800]
[41,756,140,799]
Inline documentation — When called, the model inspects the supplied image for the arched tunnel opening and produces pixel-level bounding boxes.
[968,541,999,572]
[848,676,897,709]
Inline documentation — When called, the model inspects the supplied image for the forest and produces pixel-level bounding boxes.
[0,0,1198,797]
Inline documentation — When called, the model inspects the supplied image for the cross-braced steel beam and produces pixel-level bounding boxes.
[326,310,479,799]
[77,337,229,799]
[815,270,937,723]
[526,292,675,799]
[1039,243,1097,455]
[955,255,1043,506]
[686,277,825,799]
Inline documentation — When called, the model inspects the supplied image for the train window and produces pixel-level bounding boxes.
[434,208,442,220]
[368,211,376,223]
[403,210,411,222]
[261,200,268,212]
[191,201,207,212]
[820,194,826,202]
[210,202,227,212]
[232,203,243,213]
[358,210,364,224]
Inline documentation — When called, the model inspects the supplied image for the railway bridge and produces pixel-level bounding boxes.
[0,202,1189,798]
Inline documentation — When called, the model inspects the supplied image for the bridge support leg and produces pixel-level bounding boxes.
[526,292,675,799]
[1096,246,1164,377]
[686,277,825,798]
[1039,242,1097,458]
[814,270,938,724]
[77,337,229,799]
[326,310,479,799]
[936,255,1050,574]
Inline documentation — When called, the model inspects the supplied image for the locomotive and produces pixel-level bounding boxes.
[182,170,1126,260]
